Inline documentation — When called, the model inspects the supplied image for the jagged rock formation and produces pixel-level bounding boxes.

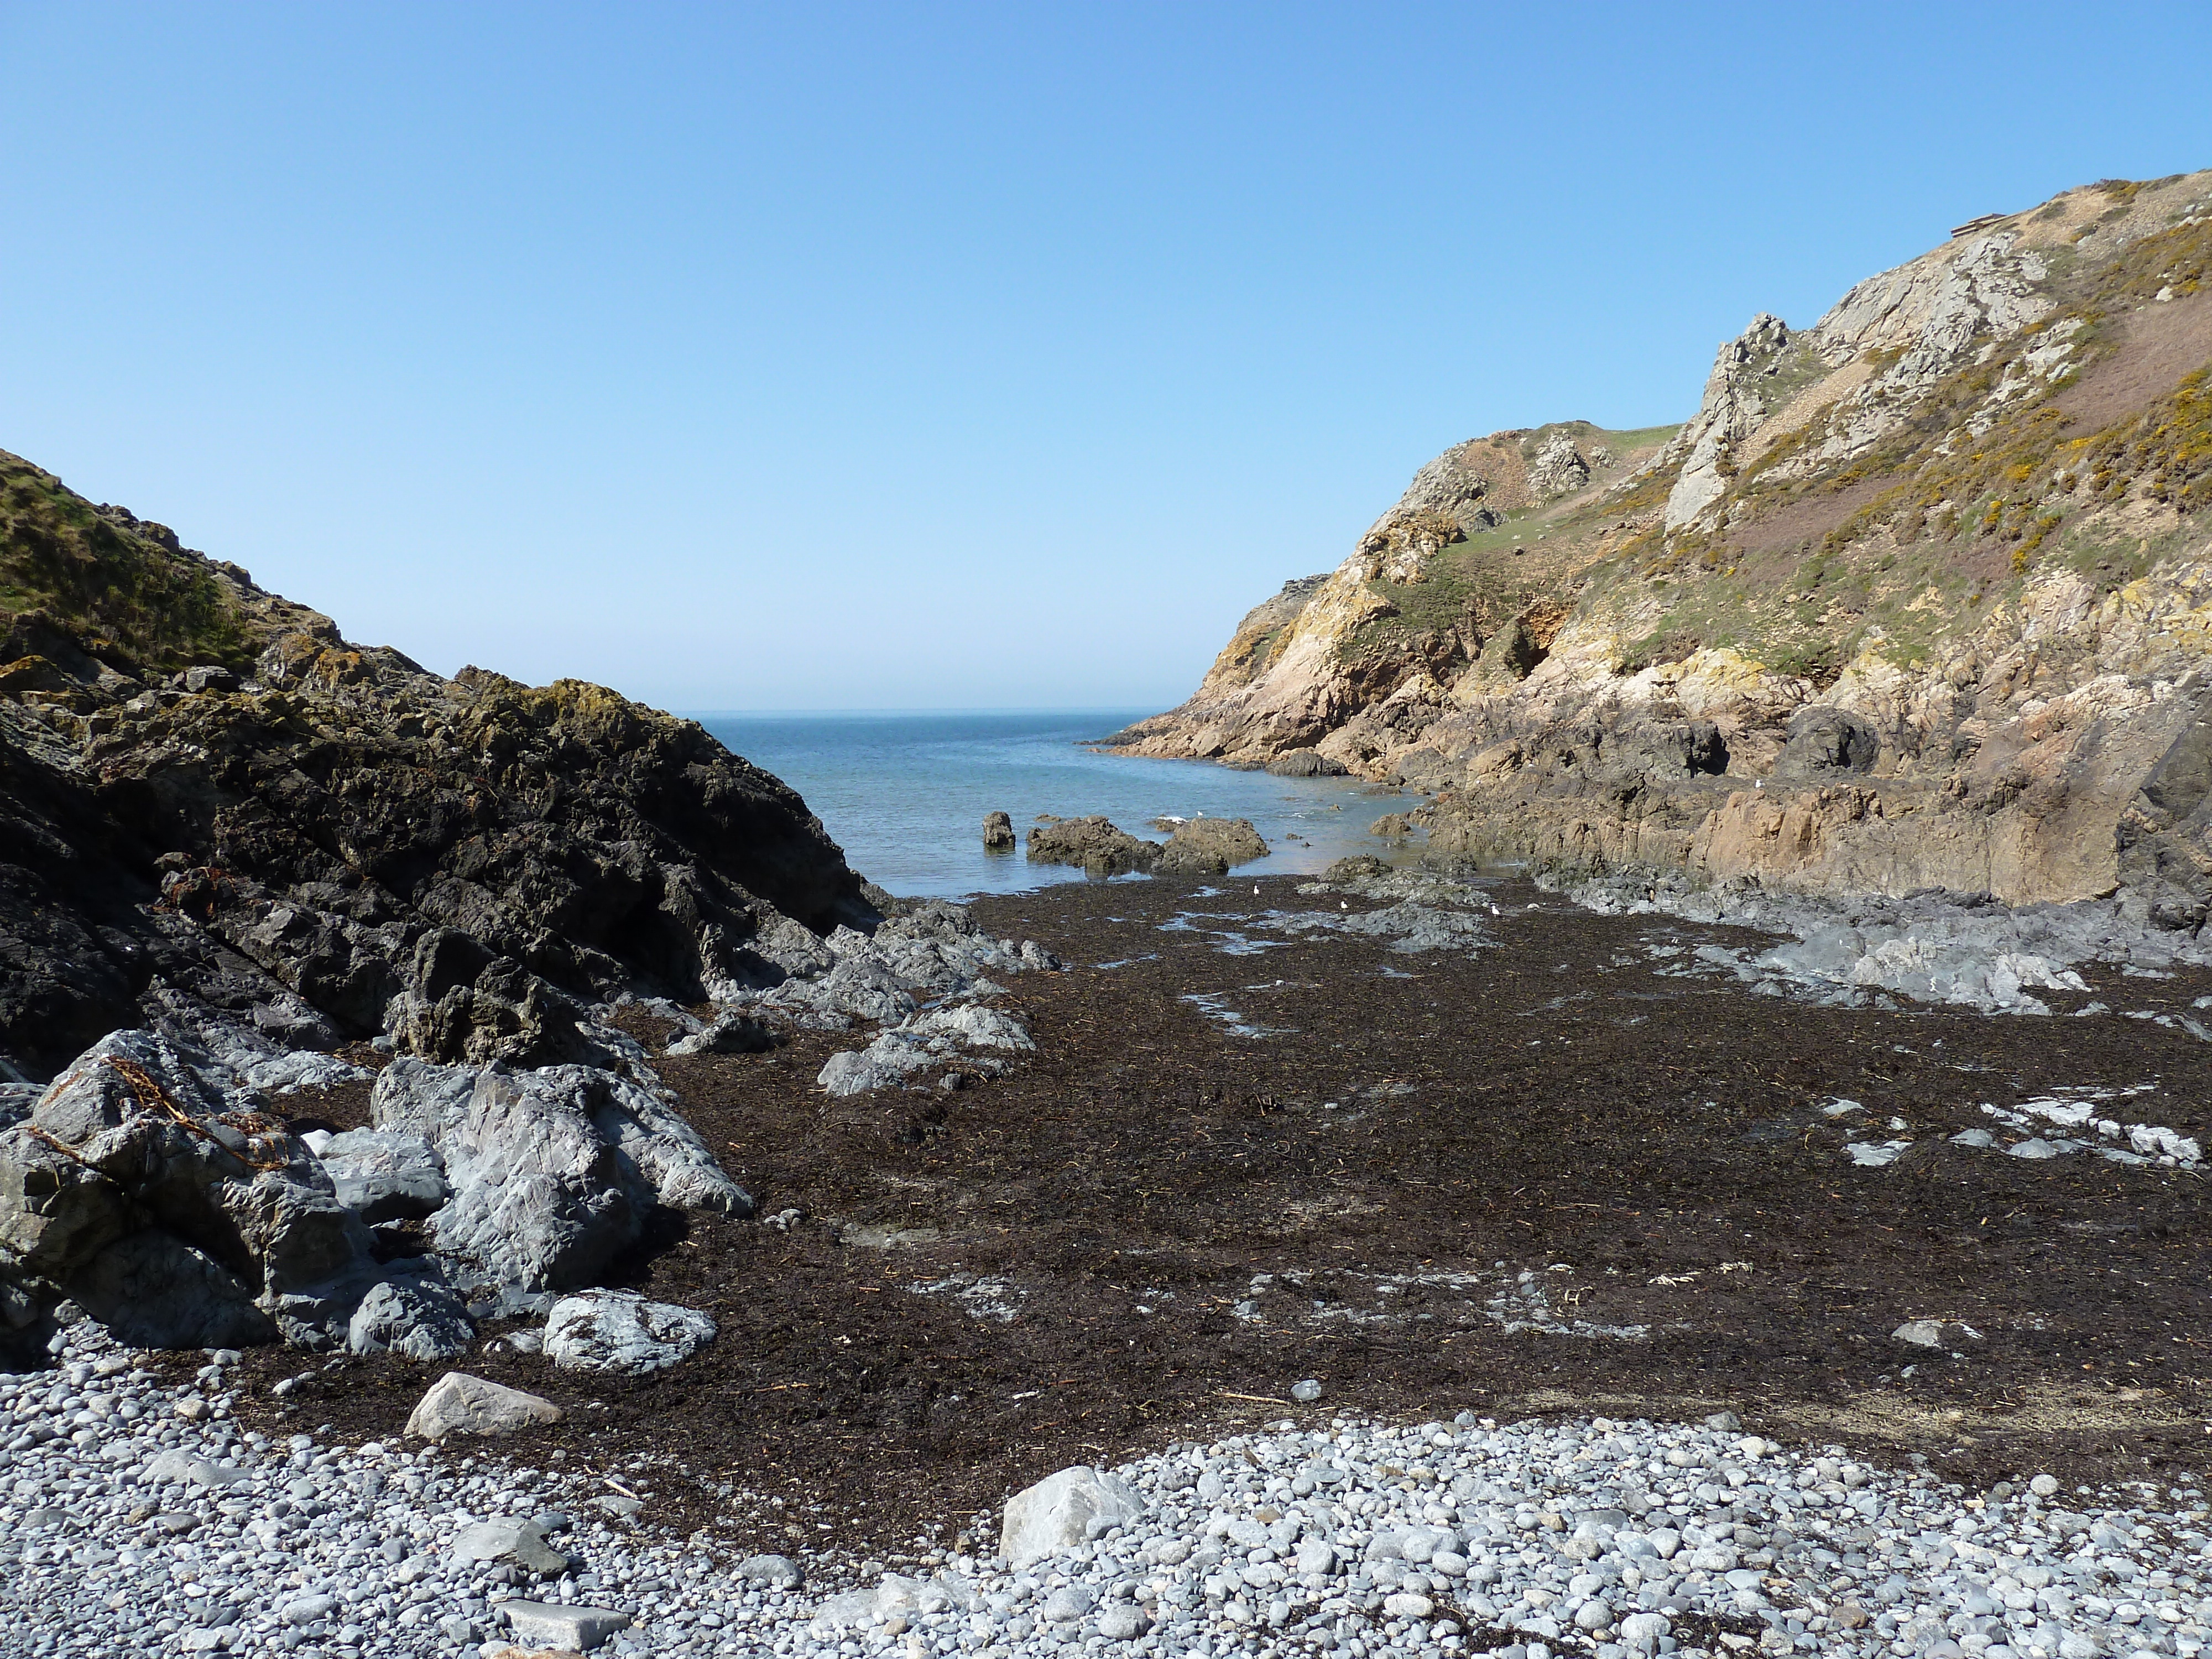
[0,448,877,1079]
[1110,170,2212,928]
[0,447,1020,1357]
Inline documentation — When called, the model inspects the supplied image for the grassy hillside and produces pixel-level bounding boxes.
[0,449,262,676]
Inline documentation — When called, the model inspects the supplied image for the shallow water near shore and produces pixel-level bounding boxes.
[695,709,1413,898]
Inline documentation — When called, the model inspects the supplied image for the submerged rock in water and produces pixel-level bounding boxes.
[1157,817,1269,875]
[1026,816,1160,877]
[982,810,1016,851]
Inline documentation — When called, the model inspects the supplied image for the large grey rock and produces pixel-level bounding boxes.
[542,1289,717,1374]
[405,1370,563,1439]
[0,1029,375,1346]
[904,1004,1034,1052]
[816,1001,1032,1095]
[348,1277,474,1360]
[817,1032,937,1096]
[999,1464,1149,1568]
[373,1058,750,1293]
[314,1128,448,1223]
[736,900,1053,1032]
[760,954,916,1026]
[62,1229,276,1350]
[499,1600,630,1650]
[738,1553,804,1588]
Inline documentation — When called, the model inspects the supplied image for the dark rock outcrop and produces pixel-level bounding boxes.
[1264,749,1348,778]
[0,447,876,1080]
[1026,816,1160,878]
[982,810,1016,851]
[1157,817,1269,876]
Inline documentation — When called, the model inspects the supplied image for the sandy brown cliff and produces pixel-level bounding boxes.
[1109,171,2212,928]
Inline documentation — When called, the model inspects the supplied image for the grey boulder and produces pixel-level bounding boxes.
[543,1288,717,1374]
[905,1004,1034,1052]
[999,1464,1149,1568]
[372,1057,750,1293]
[63,1229,275,1350]
[738,1553,805,1588]
[817,1032,937,1096]
[310,1128,449,1224]
[450,1516,571,1575]
[499,1600,630,1651]
[405,1370,564,1440]
[664,1014,782,1057]
[816,1002,1032,1095]
[0,1029,376,1347]
[348,1277,475,1360]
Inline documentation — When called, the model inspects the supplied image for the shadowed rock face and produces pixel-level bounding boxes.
[1107,171,2212,927]
[0,449,875,1079]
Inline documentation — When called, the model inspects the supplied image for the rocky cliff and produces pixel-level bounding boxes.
[1109,170,2212,927]
[0,448,878,1081]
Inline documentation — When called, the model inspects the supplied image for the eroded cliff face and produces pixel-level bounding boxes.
[0,451,875,1078]
[1110,171,2212,927]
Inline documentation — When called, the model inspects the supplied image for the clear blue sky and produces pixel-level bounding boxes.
[1,4,2204,712]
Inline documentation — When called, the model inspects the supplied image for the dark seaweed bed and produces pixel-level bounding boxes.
[225,872,2212,1557]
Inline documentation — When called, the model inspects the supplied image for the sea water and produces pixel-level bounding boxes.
[694,709,1416,899]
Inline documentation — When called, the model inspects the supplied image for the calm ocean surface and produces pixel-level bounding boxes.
[693,710,1415,899]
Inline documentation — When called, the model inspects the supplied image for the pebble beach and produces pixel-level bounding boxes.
[12,1319,2208,1659]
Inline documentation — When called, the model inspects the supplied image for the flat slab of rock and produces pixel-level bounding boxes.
[405,1370,562,1439]
[999,1463,1149,1568]
[451,1518,571,1576]
[497,1600,631,1650]
[544,1288,717,1374]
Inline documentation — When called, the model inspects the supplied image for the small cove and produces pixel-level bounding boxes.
[695,708,1418,898]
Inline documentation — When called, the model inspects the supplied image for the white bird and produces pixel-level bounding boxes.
[1340,901,1349,910]
[1253,886,1261,895]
